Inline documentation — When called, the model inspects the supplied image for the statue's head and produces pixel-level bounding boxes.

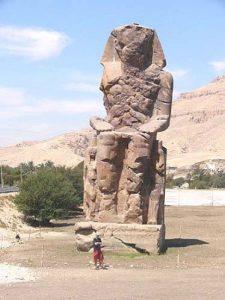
[101,24,166,69]
[112,24,154,69]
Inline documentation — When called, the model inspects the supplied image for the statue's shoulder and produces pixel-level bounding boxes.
[160,69,173,80]
[102,61,122,83]
[159,70,173,88]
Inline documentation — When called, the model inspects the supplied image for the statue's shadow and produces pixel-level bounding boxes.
[166,238,208,249]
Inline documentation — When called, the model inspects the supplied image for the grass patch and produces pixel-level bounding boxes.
[104,251,148,259]
[165,247,183,255]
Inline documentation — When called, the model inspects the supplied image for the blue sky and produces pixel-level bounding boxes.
[0,0,225,146]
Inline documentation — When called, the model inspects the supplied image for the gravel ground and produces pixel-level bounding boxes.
[0,264,35,284]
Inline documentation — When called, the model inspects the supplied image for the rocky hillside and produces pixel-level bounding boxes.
[0,76,225,169]
[159,75,225,168]
[0,129,93,167]
[0,193,30,232]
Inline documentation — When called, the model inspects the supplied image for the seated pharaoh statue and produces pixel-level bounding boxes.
[84,24,173,224]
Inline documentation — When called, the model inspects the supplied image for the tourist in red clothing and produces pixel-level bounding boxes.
[93,234,104,269]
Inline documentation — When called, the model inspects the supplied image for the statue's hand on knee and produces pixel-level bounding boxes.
[138,115,169,134]
[90,117,114,132]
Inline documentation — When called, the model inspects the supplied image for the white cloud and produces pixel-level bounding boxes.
[209,60,225,72]
[0,84,105,146]
[0,86,27,106]
[64,71,101,93]
[37,99,102,114]
[0,122,62,146]
[0,26,70,60]
[0,85,103,120]
[168,69,189,80]
[0,99,103,120]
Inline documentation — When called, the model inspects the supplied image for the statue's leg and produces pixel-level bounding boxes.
[147,186,161,224]
[147,141,166,224]
[83,143,97,220]
[124,133,153,223]
[96,132,120,222]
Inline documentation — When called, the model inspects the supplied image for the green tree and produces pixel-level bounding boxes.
[190,179,208,189]
[1,165,20,186]
[36,160,55,170]
[15,169,80,225]
[166,175,175,188]
[166,175,186,188]
[174,177,185,187]
[56,162,84,200]
[210,173,225,188]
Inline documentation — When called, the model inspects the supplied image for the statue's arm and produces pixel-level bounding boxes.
[139,71,173,133]
[90,116,114,132]
[90,62,122,132]
[100,62,122,91]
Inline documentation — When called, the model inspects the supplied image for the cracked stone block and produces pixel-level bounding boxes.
[74,222,165,254]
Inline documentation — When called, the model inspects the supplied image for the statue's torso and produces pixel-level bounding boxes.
[102,67,161,130]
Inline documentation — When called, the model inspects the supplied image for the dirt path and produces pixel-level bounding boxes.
[1,267,225,300]
[1,206,225,299]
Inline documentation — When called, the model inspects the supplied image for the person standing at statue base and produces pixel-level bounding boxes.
[93,234,104,269]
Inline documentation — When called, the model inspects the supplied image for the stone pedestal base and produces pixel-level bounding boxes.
[74,222,165,254]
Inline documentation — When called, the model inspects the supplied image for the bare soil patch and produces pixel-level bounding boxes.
[1,206,225,299]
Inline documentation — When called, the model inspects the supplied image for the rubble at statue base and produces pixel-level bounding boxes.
[75,24,173,254]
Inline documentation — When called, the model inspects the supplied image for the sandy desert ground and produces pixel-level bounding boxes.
[1,206,225,299]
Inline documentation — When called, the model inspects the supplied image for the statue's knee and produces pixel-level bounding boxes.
[97,162,118,192]
[127,134,152,165]
[98,132,117,146]
[130,134,152,149]
[97,133,118,161]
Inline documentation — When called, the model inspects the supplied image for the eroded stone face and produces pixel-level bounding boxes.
[84,24,173,225]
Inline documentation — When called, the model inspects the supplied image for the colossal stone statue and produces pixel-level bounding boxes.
[84,24,173,225]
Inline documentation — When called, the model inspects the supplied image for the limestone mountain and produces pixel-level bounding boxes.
[0,129,93,168]
[159,75,225,168]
